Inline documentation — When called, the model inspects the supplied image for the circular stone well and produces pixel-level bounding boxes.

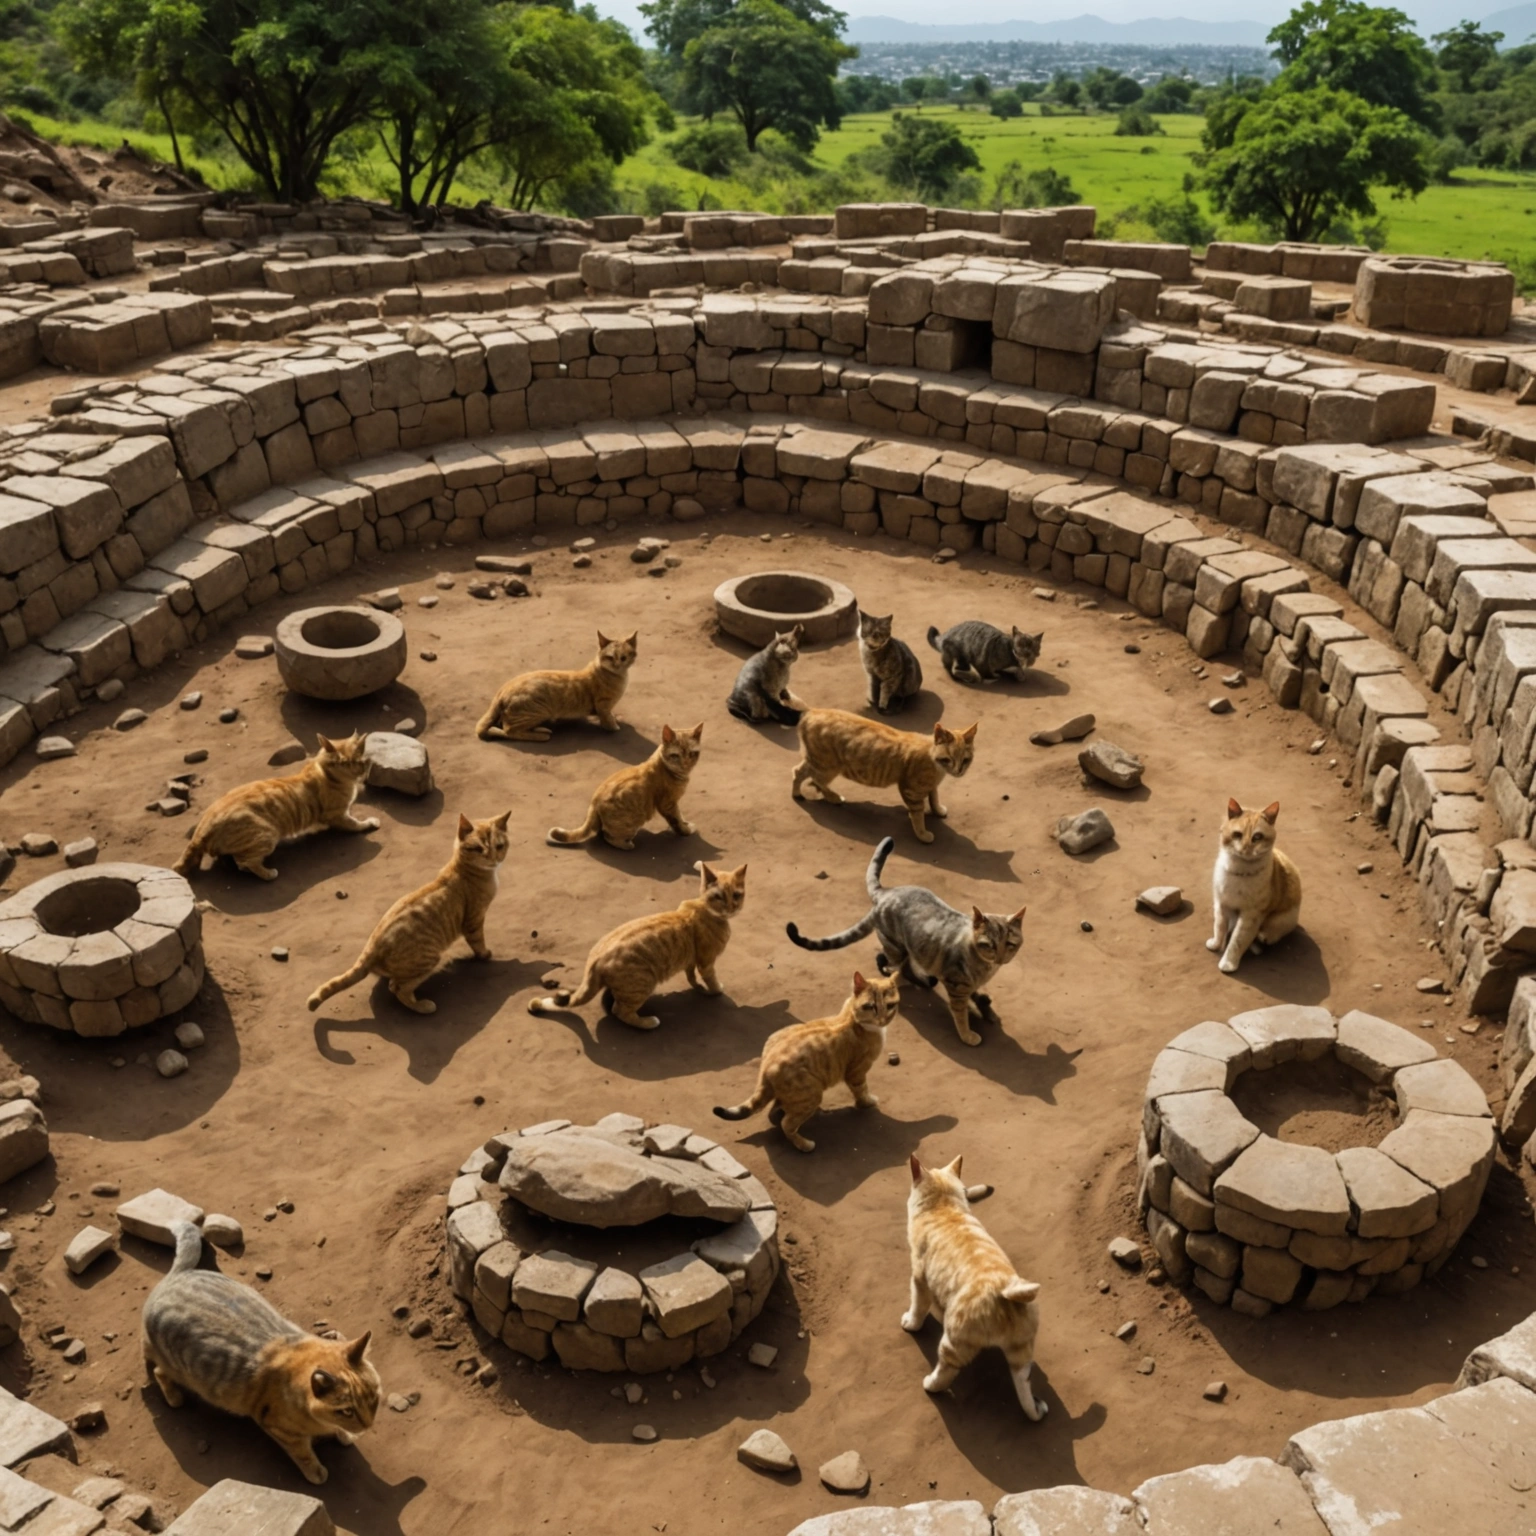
[274,605,407,700]
[714,570,856,647]
[1354,255,1515,337]
[0,863,203,1035]
[443,1112,779,1373]
[1138,1005,1496,1315]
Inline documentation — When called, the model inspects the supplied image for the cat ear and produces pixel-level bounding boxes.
[732,863,747,884]
[791,623,804,642]
[1031,632,1043,646]
[1010,906,1027,925]
[597,630,611,647]
[662,723,675,743]
[933,723,951,742]
[945,1154,964,1179]
[1227,798,1243,817]
[310,1369,336,1397]
[971,906,987,928]
[1262,801,1280,823]
[495,810,512,828]
[696,861,718,886]
[456,813,474,839]
[689,722,704,740]
[853,970,868,993]
[625,631,638,646]
[345,1331,372,1367]
[909,1153,925,1183]
[961,723,978,741]
[316,734,335,753]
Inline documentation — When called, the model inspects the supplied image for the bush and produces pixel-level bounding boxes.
[1429,133,1471,181]
[8,83,60,117]
[668,121,749,178]
[859,113,981,201]
[1114,105,1165,137]
[989,92,1023,120]
[989,160,1081,209]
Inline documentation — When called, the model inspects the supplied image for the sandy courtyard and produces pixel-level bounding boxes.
[0,511,1529,1535]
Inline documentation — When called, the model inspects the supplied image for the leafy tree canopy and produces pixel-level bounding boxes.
[864,111,979,199]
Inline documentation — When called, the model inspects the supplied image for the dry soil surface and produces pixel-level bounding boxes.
[0,513,1530,1536]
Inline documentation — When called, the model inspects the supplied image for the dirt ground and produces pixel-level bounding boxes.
[1,511,1532,1536]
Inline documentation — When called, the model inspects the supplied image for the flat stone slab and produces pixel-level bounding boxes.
[1227,1005,1336,1067]
[63,1225,115,1275]
[1079,741,1144,789]
[1379,1111,1497,1216]
[1393,1058,1492,1119]
[583,1266,644,1338]
[791,1504,988,1536]
[510,1250,598,1322]
[1146,1048,1230,1104]
[1334,1146,1438,1238]
[1214,1136,1352,1237]
[164,1478,335,1535]
[1457,1312,1536,1391]
[994,1488,1139,1536]
[1134,1455,1328,1536]
[1335,1009,1438,1083]
[638,1252,732,1338]
[500,1131,749,1227]
[0,1386,72,1467]
[1154,1090,1259,1196]
[1165,1021,1253,1083]
[115,1188,203,1246]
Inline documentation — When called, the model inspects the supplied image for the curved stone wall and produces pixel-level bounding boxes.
[1138,1005,1496,1314]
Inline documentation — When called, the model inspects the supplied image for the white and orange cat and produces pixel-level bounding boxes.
[904,1154,1045,1420]
[1207,798,1302,974]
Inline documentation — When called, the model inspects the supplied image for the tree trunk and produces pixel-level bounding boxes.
[156,91,185,175]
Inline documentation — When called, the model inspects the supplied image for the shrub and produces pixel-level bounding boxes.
[1114,105,1165,137]
[668,121,749,178]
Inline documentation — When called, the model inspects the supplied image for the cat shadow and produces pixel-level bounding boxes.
[188,829,385,917]
[896,986,1082,1103]
[277,683,430,746]
[531,993,797,1081]
[795,799,1019,884]
[0,978,242,1140]
[1076,778,1151,806]
[493,720,656,765]
[733,1105,960,1205]
[359,785,447,827]
[728,717,805,754]
[857,690,947,732]
[1210,927,1330,1006]
[906,1332,1105,1487]
[555,829,727,880]
[943,668,1071,700]
[311,956,545,1083]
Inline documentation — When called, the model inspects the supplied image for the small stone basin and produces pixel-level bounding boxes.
[714,569,857,647]
[274,605,407,701]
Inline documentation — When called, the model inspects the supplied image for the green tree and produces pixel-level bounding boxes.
[1083,66,1142,108]
[1142,74,1194,112]
[1114,103,1163,135]
[869,112,979,199]
[1268,0,1439,131]
[664,0,852,151]
[901,74,931,102]
[1197,83,1429,240]
[60,0,397,200]
[989,88,1023,119]
[1432,20,1503,92]
[1047,71,1081,108]
[968,72,990,100]
[837,72,895,112]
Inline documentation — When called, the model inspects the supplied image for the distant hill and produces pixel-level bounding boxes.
[1479,2,1536,43]
[844,14,1272,44]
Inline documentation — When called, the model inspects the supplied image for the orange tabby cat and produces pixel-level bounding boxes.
[528,862,746,1029]
[144,1221,380,1484]
[904,1154,1045,1420]
[714,969,899,1151]
[1208,798,1303,974]
[548,723,703,848]
[476,630,637,741]
[307,811,511,1014]
[175,733,377,881]
[792,709,978,843]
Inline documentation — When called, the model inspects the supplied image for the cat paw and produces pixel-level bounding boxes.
[471,948,491,962]
[298,1462,329,1486]
[790,1138,816,1153]
[1205,937,1221,952]
[333,1430,356,1446]
[957,1030,983,1047]
[358,818,380,832]
[931,804,948,818]
[673,822,697,836]
[921,1371,949,1394]
[857,1093,880,1107]
[1249,939,1266,955]
[915,829,935,844]
[900,1312,924,1333]
[1217,956,1239,975]
[1023,1399,1049,1422]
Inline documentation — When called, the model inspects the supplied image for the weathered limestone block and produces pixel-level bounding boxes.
[1334,1146,1438,1238]
[1334,1009,1437,1083]
[993,1487,1138,1536]
[1214,1137,1352,1237]
[1154,1090,1259,1196]
[638,1253,733,1338]
[1227,1005,1336,1067]
[1134,1456,1326,1536]
[163,1479,334,1535]
[511,1250,599,1322]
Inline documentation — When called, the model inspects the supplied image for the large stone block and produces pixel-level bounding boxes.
[1134,1455,1325,1535]
[1214,1136,1351,1238]
[164,1479,334,1535]
[997,272,1116,354]
[1154,1091,1259,1196]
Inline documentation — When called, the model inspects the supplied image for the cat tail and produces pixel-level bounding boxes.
[786,910,878,951]
[926,625,943,653]
[713,1078,773,1122]
[528,969,601,1015]
[168,1220,205,1274]
[547,810,600,845]
[306,953,373,1011]
[1001,1278,1041,1304]
[726,695,754,722]
[474,700,502,740]
[762,693,802,727]
[866,836,896,900]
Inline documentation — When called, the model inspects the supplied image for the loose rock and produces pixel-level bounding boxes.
[62,839,97,868]
[63,1226,115,1276]
[218,707,238,723]
[156,1051,188,1080]
[174,1022,205,1050]
[113,709,147,731]
[268,741,306,767]
[747,1342,779,1368]
[1204,1380,1228,1402]
[475,556,532,576]
[632,1424,657,1443]
[1057,809,1115,856]
[1115,1321,1137,1341]
[738,1429,797,1474]
[183,749,208,764]
[35,737,75,761]
[1079,741,1144,790]
[1137,886,1183,916]
[1109,1237,1142,1269]
[1208,697,1234,716]
[96,679,124,703]
[235,636,274,660]
[1137,1357,1156,1375]
[819,1451,870,1495]
[364,732,433,797]
[1030,712,1095,747]
[203,1213,243,1249]
[180,692,202,710]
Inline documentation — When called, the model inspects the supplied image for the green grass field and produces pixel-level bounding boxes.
[615,104,1536,273]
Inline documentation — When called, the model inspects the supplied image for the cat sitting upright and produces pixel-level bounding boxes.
[1208,798,1302,974]
[727,626,806,726]
[858,610,923,714]
[927,621,1043,684]
[904,1154,1046,1420]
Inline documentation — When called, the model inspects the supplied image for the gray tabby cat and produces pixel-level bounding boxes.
[728,625,806,726]
[787,836,1026,1046]
[142,1221,381,1484]
[859,610,923,714]
[927,622,1043,684]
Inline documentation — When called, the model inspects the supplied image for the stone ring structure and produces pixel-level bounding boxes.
[274,605,407,700]
[714,570,857,647]
[1139,1004,1496,1315]
[444,1113,779,1374]
[0,863,203,1035]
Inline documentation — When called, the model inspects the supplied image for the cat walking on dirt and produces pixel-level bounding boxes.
[307,811,511,1014]
[528,862,747,1030]
[927,621,1043,684]
[714,969,900,1151]
[727,626,806,726]
[858,610,923,714]
[175,733,377,881]
[792,709,977,844]
[788,837,1024,1046]
[903,1155,1046,1420]
[548,723,703,848]
[1208,798,1302,974]
[142,1221,380,1483]
[476,630,637,741]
